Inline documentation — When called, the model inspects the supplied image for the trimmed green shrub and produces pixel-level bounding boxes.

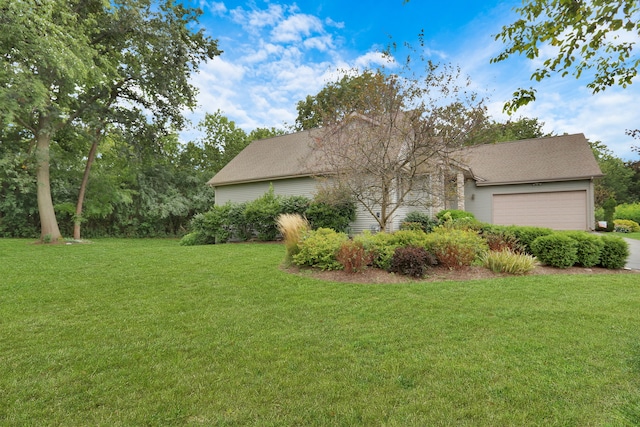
[243,187,282,241]
[563,231,605,267]
[402,211,439,233]
[615,202,640,225]
[426,229,488,269]
[188,204,232,244]
[293,228,348,271]
[507,226,554,254]
[228,202,251,241]
[305,186,356,232]
[336,240,373,274]
[390,246,437,278]
[598,235,630,269]
[530,234,578,268]
[481,249,536,275]
[436,209,476,221]
[614,219,640,233]
[354,231,395,271]
[280,195,310,216]
[603,197,616,232]
[305,200,356,232]
[179,232,208,246]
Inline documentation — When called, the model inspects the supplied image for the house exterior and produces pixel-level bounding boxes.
[208,131,603,232]
[461,133,603,230]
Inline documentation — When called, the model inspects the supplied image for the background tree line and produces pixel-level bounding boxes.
[0,110,282,238]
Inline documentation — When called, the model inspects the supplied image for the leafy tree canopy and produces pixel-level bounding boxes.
[492,0,640,113]
[0,0,221,241]
[294,71,392,131]
[469,116,552,145]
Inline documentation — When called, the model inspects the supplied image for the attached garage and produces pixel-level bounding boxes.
[462,134,603,231]
[492,190,588,230]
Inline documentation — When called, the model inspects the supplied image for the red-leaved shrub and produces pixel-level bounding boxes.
[389,246,437,278]
[336,240,373,274]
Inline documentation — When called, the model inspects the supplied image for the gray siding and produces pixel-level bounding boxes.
[464,179,596,229]
[214,177,319,205]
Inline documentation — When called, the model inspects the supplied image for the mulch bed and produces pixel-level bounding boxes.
[286,264,639,284]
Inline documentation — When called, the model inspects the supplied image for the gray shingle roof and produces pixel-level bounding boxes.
[206,129,328,186]
[462,133,603,186]
[208,131,603,187]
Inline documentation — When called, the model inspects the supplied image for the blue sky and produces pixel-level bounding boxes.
[184,0,639,160]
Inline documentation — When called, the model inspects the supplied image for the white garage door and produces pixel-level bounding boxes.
[493,191,588,230]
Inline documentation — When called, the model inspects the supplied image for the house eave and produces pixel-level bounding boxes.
[473,175,603,187]
[208,172,331,188]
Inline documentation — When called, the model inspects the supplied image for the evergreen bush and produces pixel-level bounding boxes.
[305,200,355,232]
[402,211,439,233]
[563,231,604,267]
[507,226,554,254]
[179,232,208,246]
[603,197,616,232]
[280,195,310,216]
[243,187,282,241]
[598,235,630,269]
[228,202,251,241]
[187,205,232,244]
[530,234,578,268]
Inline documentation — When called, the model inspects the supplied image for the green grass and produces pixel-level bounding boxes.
[1,238,639,426]
[623,232,640,240]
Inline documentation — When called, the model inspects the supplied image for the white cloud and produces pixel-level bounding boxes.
[230,4,285,31]
[325,17,344,29]
[303,35,334,51]
[271,13,325,43]
[184,0,639,162]
[354,51,395,69]
[200,1,227,15]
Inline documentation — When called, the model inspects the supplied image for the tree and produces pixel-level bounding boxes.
[0,0,220,241]
[248,127,287,142]
[470,116,551,145]
[306,63,486,231]
[294,72,390,131]
[492,0,640,113]
[590,140,634,206]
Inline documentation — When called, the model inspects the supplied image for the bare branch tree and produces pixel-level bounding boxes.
[308,62,486,231]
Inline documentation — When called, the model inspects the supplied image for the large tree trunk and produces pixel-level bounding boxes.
[73,129,101,240]
[35,120,63,243]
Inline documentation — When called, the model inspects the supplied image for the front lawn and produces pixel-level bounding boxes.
[1,239,639,426]
[623,232,640,241]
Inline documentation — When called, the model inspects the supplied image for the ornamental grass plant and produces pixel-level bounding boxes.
[276,213,310,261]
[481,248,536,275]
